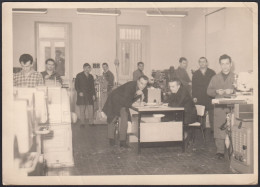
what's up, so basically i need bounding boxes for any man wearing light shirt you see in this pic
[13,54,44,87]
[207,54,235,160]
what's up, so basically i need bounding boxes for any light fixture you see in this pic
[12,8,48,14]
[146,10,188,17]
[77,8,121,16]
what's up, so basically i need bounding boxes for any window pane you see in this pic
[39,24,66,39]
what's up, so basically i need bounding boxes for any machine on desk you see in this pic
[230,103,253,173]
[212,72,254,174]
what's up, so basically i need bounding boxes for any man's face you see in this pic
[169,81,180,93]
[180,60,188,69]
[83,66,91,74]
[220,58,232,74]
[199,58,208,69]
[102,65,108,72]
[137,78,148,90]
[21,60,32,73]
[138,64,144,71]
[55,51,61,58]
[46,61,55,71]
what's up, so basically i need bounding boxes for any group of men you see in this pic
[101,54,235,161]
[13,53,235,160]
[13,54,63,88]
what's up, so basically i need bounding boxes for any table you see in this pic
[130,105,185,154]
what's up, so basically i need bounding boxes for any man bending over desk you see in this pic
[165,78,197,125]
[102,75,148,148]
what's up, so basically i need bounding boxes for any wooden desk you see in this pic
[130,105,185,154]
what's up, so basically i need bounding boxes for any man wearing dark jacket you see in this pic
[75,63,96,126]
[166,78,197,125]
[192,57,216,133]
[102,75,148,147]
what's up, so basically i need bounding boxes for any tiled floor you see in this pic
[47,122,233,176]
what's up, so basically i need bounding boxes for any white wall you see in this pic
[13,8,182,80]
[182,8,253,76]
[182,8,206,78]
[13,9,116,79]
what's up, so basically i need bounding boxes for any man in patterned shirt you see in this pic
[13,54,44,87]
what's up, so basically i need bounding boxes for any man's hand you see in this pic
[216,89,225,95]
[136,90,143,96]
[93,95,96,100]
[188,82,192,86]
[193,98,197,103]
[225,89,233,95]
[79,92,84,97]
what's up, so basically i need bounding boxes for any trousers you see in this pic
[107,107,128,141]
[78,105,93,124]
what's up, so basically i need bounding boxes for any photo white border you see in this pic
[2,2,258,185]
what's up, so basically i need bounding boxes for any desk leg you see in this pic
[182,111,185,152]
[138,113,141,154]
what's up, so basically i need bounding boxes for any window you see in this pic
[36,22,70,78]
[118,25,148,82]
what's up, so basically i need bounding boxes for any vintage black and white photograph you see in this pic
[2,2,258,185]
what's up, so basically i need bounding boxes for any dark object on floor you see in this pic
[109,139,115,146]
[120,141,129,148]
[216,153,224,160]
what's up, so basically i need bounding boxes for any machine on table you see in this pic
[212,71,254,174]
[13,86,74,175]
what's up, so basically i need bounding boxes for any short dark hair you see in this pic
[137,61,144,66]
[168,77,181,85]
[19,54,33,64]
[179,57,187,63]
[102,63,108,67]
[219,54,232,64]
[83,63,91,68]
[45,58,56,65]
[138,75,149,81]
[199,57,208,62]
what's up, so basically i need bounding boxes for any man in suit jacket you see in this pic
[103,75,149,147]
[133,61,145,81]
[192,57,216,134]
[175,57,192,95]
[102,62,114,94]
[75,63,96,126]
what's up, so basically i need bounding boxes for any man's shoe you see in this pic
[119,141,129,148]
[216,153,224,160]
[109,139,115,146]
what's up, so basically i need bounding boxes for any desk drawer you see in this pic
[140,122,183,142]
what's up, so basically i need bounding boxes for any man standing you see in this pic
[75,63,96,126]
[207,54,235,160]
[133,62,145,81]
[55,50,65,76]
[13,54,44,87]
[41,58,62,85]
[192,57,216,134]
[102,63,114,94]
[175,57,192,94]
[102,75,148,148]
